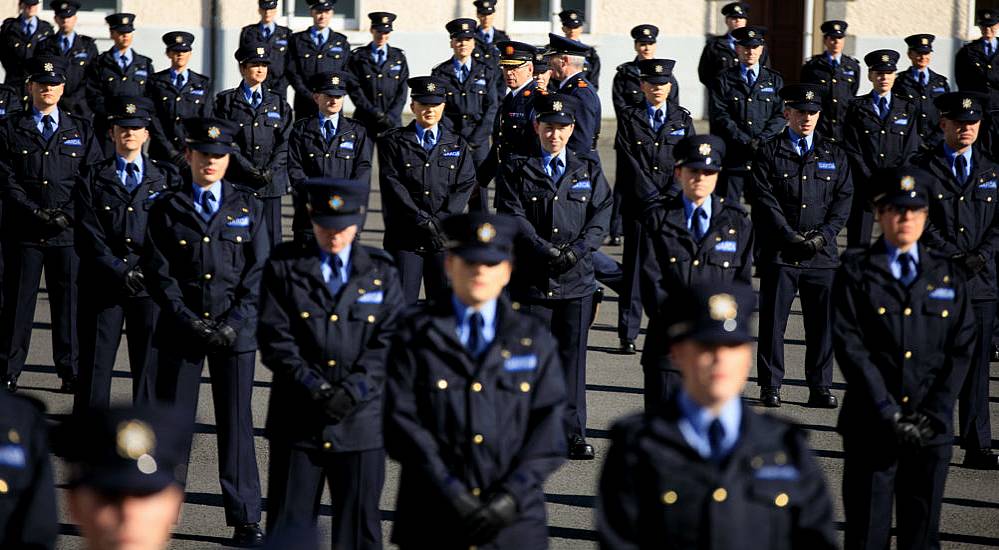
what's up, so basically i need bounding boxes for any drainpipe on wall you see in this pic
[209,0,220,94]
[803,0,814,63]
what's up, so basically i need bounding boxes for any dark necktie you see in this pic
[316,32,325,48]
[124,163,139,193]
[746,70,755,88]
[653,109,665,132]
[878,96,889,119]
[549,157,563,180]
[459,65,469,83]
[831,58,839,69]
[919,71,927,87]
[324,119,335,144]
[262,26,271,40]
[376,49,385,66]
[693,206,708,240]
[200,189,215,220]
[22,20,30,36]
[120,55,128,71]
[988,42,994,57]
[327,255,344,296]
[41,114,55,141]
[423,130,435,151]
[798,137,808,157]
[708,418,725,461]
[898,252,915,285]
[467,311,483,357]
[175,73,185,90]
[955,154,969,187]
[61,36,70,53]
[251,90,261,108]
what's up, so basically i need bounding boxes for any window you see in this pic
[294,0,355,19]
[508,0,591,34]
[78,0,117,11]
[514,0,550,21]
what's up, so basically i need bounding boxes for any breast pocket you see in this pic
[335,134,357,159]
[220,225,252,265]
[973,181,998,205]
[744,480,795,550]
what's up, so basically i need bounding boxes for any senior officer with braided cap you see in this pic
[548,34,602,163]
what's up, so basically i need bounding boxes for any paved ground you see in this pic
[17,126,998,548]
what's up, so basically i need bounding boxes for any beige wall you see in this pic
[833,0,971,39]
[594,0,709,35]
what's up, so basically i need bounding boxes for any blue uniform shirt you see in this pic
[871,91,892,117]
[885,241,920,282]
[787,128,814,155]
[112,48,132,68]
[32,107,60,134]
[682,195,712,236]
[414,123,440,148]
[193,181,223,218]
[310,26,330,46]
[452,294,497,357]
[541,147,568,180]
[740,63,759,85]
[452,57,472,81]
[241,82,263,106]
[319,111,340,141]
[677,391,742,460]
[319,243,352,286]
[943,143,973,182]
[115,154,145,188]
[646,101,668,130]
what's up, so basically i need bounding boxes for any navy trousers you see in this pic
[391,249,448,305]
[960,301,995,451]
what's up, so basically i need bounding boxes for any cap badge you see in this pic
[833,23,841,31]
[381,16,389,23]
[963,97,973,109]
[987,12,993,18]
[552,100,563,111]
[121,16,129,25]
[60,2,67,9]
[43,62,54,72]
[900,175,915,191]
[921,37,929,45]
[805,90,815,100]
[505,45,514,55]
[207,126,221,140]
[747,30,756,38]
[535,53,544,62]
[881,54,890,63]
[331,75,340,85]
[708,293,739,333]
[734,5,743,14]
[642,28,651,36]
[569,12,578,20]
[699,143,712,156]
[461,22,469,30]
[426,82,437,92]
[329,195,344,210]
[125,103,136,114]
[655,65,664,73]
[116,420,155,460]
[256,47,265,55]
[175,35,184,43]
[477,223,496,243]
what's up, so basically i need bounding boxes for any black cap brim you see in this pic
[72,467,177,496]
[943,111,983,122]
[112,117,150,128]
[784,100,822,111]
[634,37,657,44]
[736,40,765,48]
[537,112,574,124]
[411,94,446,104]
[167,45,193,52]
[450,245,510,264]
[909,46,933,53]
[110,25,135,33]
[823,31,846,38]
[450,31,476,39]
[678,160,722,172]
[640,75,671,85]
[312,87,347,96]
[876,194,928,208]
[31,74,66,84]
[187,142,234,154]
[240,58,272,65]
[683,328,752,345]
[312,213,363,231]
[371,25,392,32]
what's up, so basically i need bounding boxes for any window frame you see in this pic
[286,0,358,31]
[505,0,594,36]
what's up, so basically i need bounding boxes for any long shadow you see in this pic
[942,496,999,510]
[586,383,643,395]
[548,526,599,541]
[546,493,596,508]
[22,364,275,390]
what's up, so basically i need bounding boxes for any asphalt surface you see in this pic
[19,123,999,548]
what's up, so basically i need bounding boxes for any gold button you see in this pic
[471,382,483,392]
[7,430,19,444]
[127,206,134,212]
[203,273,212,280]
[300,311,310,319]
[774,493,789,507]
[322,441,332,450]
[327,359,336,367]
[367,315,376,323]
[520,338,533,346]
[941,310,949,318]
[329,314,339,322]
[662,490,678,505]
[501,350,511,358]
[358,288,366,294]
[902,395,909,403]
[0,479,7,494]
[751,456,764,469]
[437,379,448,390]
[471,487,481,497]
[774,452,787,465]
[723,261,730,268]
[693,260,700,266]
[712,488,727,502]
[203,312,211,318]
[179,239,188,246]
[203,236,210,243]
[373,279,382,286]
[670,257,677,263]
[878,307,886,315]
[904,351,913,359]
[236,236,243,243]
[520,382,531,392]
[903,307,912,316]
[473,434,484,444]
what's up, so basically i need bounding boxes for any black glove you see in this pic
[550,246,579,274]
[891,411,925,448]
[801,231,827,254]
[33,208,53,225]
[465,492,518,544]
[954,252,987,275]
[122,267,145,295]
[320,386,356,424]
[449,490,481,521]
[419,218,447,250]
[905,412,936,442]
[749,137,761,151]
[784,232,807,249]
[171,152,190,173]
[186,318,217,345]
[374,111,393,130]
[207,323,237,348]
[257,168,273,186]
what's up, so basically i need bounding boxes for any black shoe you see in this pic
[232,523,265,547]
[3,375,17,393]
[619,339,637,355]
[759,387,781,408]
[806,387,838,409]
[59,376,77,394]
[992,344,999,362]
[568,435,595,460]
[609,235,623,246]
[963,449,999,470]
[590,287,604,328]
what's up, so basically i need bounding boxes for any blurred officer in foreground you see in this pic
[146,31,213,173]
[0,390,56,548]
[55,406,192,550]
[800,20,861,143]
[612,25,679,116]
[913,91,999,469]
[239,0,292,96]
[260,179,404,550]
[74,97,179,412]
[557,9,600,89]
[751,84,853,408]
[955,8,999,108]
[38,0,97,119]
[378,76,476,304]
[288,72,373,244]
[640,135,753,410]
[843,50,921,247]
[496,93,612,460]
[613,58,694,354]
[598,282,838,550]
[144,118,267,546]
[698,1,751,89]
[287,0,349,120]
[548,33,602,162]
[0,0,53,88]
[346,12,409,136]
[432,18,499,211]
[709,26,785,202]
[895,34,950,150]
[0,55,101,393]
[385,212,567,549]
[833,166,975,548]
[215,45,293,248]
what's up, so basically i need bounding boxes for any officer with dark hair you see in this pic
[557,9,600,89]
[472,0,510,65]
[239,0,292,96]
[287,1,350,120]
[833,166,976,548]
[37,0,98,119]
[0,0,54,88]
[697,1,762,89]
[385,212,567,549]
[612,25,679,116]
[956,8,999,108]
[260,178,404,550]
[598,282,838,550]
[801,20,861,143]
[346,12,410,136]
[547,33,602,162]
[895,34,950,150]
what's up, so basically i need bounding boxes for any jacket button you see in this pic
[203,273,212,280]
[373,279,382,286]
[179,239,188,246]
[902,395,909,403]
[662,490,678,505]
[124,237,132,243]
[471,382,483,392]
[692,260,700,266]
[473,434,484,444]
[878,307,886,315]
[774,493,789,507]
[127,206,134,212]
[323,441,332,450]
[519,382,531,393]
[300,311,310,319]
[904,351,913,359]
[437,379,448,390]
[329,314,339,322]
[903,307,912,316]
[327,359,336,367]
[723,261,730,268]
[712,488,727,502]
[0,479,8,494]
[236,236,243,242]
[471,487,481,497]
[941,310,949,318]
[203,312,211,318]
[670,257,677,263]
[367,315,376,323]
[203,236,210,242]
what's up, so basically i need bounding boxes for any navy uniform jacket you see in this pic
[709,66,785,173]
[0,109,102,247]
[800,53,861,143]
[842,95,921,192]
[0,83,23,118]
[0,393,56,549]
[955,38,999,107]
[377,123,476,252]
[259,241,404,453]
[286,28,350,103]
[74,156,180,298]
[914,146,999,302]
[614,103,695,216]
[385,297,566,547]
[36,33,99,119]
[0,17,54,86]
[833,242,975,446]
[495,150,612,300]
[697,35,769,89]
[143,180,269,353]
[85,49,155,125]
[213,87,293,199]
[893,68,950,150]
[472,30,510,97]
[345,44,410,131]
[239,23,292,93]
[556,73,602,157]
[751,131,854,268]
[583,47,601,91]
[431,57,499,151]
[146,69,214,163]
[492,80,540,159]
[597,404,837,550]
[610,59,679,116]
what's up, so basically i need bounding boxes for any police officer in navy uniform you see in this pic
[378,76,476,304]
[37,0,97,119]
[843,50,921,247]
[0,0,53,88]
[912,91,999,470]
[548,34,601,163]
[484,41,539,174]
[472,0,509,95]
[751,83,853,408]
[346,12,410,137]
[557,9,600,90]
[833,166,977,548]
[640,135,754,410]
[698,1,756,89]
[532,49,554,92]
[956,8,999,109]
[288,72,373,245]
[0,55,101,393]
[287,1,350,121]
[0,390,56,548]
[385,212,567,550]
[143,118,266,546]
[215,45,293,249]
[709,26,785,202]
[894,34,950,150]
[495,93,612,460]
[260,178,404,550]
[146,31,213,173]
[800,20,861,144]
[239,0,292,96]
[613,58,695,354]
[597,282,838,550]
[611,25,679,116]
[74,97,179,413]
[433,18,499,212]
[85,13,155,153]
